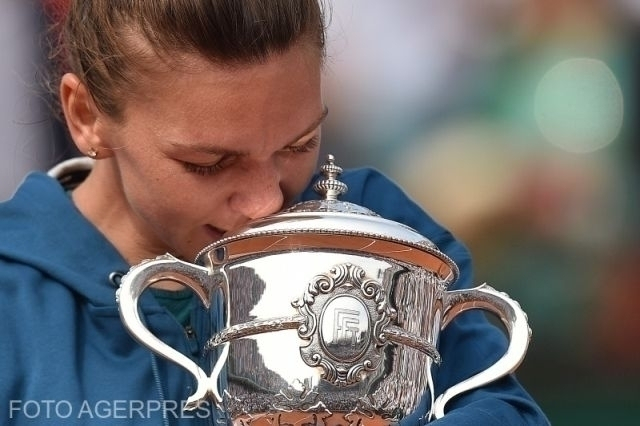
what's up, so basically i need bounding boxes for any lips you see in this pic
[204,224,225,242]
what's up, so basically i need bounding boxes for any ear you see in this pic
[59,73,113,159]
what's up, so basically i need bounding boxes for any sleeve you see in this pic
[339,168,550,425]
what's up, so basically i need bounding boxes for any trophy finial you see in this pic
[313,154,348,200]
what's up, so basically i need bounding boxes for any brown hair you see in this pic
[51,0,327,120]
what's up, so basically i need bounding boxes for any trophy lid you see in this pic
[196,155,459,284]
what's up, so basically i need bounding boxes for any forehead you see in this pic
[123,33,322,98]
[118,44,324,149]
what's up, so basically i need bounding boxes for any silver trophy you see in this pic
[117,155,531,425]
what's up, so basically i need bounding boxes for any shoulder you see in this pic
[0,172,65,210]
[0,172,68,239]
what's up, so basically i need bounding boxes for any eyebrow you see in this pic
[288,105,329,145]
[173,105,329,156]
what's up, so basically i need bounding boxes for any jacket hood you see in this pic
[0,172,130,307]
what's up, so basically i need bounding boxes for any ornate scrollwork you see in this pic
[292,263,397,387]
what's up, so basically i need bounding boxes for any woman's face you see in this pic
[78,44,324,263]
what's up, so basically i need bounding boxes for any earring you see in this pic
[87,147,98,158]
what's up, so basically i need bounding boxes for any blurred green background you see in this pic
[320,1,640,424]
[1,0,638,424]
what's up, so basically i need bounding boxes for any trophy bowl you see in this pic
[117,155,531,425]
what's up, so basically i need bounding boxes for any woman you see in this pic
[0,1,548,424]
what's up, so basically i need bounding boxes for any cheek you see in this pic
[129,184,217,257]
[125,166,212,229]
[149,180,219,221]
[118,146,229,224]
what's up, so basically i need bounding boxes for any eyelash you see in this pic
[182,162,227,176]
[182,136,320,176]
[286,136,320,153]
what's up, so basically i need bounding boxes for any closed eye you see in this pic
[182,155,238,176]
[182,163,223,176]
[284,136,320,153]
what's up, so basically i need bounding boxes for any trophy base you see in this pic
[233,411,393,426]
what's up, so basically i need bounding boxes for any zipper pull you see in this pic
[184,325,200,356]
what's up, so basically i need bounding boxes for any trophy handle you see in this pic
[117,254,225,410]
[431,283,531,419]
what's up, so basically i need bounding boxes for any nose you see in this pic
[228,161,284,220]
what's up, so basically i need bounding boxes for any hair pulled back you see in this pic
[53,0,327,119]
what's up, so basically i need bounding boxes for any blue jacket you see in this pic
[0,166,548,425]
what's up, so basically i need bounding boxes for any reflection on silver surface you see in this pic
[214,254,437,421]
[117,155,532,424]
